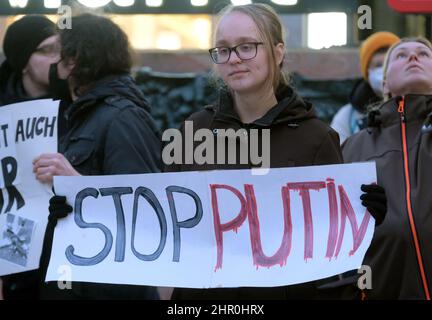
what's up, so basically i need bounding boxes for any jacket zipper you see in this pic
[398,97,431,300]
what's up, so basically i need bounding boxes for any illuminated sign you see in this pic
[387,0,432,13]
[1,0,357,15]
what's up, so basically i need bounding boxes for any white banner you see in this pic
[47,162,376,288]
[0,99,59,276]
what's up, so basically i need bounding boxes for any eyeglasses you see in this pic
[209,42,264,64]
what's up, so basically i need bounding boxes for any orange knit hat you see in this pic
[359,31,400,80]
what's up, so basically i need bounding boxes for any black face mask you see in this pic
[49,62,71,101]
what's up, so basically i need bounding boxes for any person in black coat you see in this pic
[0,15,64,301]
[33,14,162,299]
[167,3,387,300]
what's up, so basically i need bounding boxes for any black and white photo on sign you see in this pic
[0,214,36,267]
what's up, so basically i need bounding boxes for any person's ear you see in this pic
[275,43,285,66]
[65,59,76,73]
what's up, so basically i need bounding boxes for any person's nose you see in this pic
[408,51,419,62]
[228,49,242,64]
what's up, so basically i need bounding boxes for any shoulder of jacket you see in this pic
[176,105,216,131]
[300,117,334,133]
[341,129,370,157]
[185,105,216,122]
[103,96,140,111]
[79,98,139,127]
[96,97,153,121]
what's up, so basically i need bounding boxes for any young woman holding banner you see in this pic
[46,4,386,300]
[166,3,386,299]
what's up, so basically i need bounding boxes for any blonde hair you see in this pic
[213,3,288,91]
[382,37,432,101]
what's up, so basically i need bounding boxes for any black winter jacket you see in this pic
[168,86,343,299]
[59,74,161,175]
[40,74,162,300]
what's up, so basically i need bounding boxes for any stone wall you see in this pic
[135,68,358,132]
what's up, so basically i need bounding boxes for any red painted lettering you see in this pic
[335,185,371,257]
[210,184,247,271]
[325,178,339,260]
[245,184,293,268]
[287,182,326,260]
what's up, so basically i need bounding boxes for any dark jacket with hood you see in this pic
[40,74,162,300]
[343,95,432,299]
[59,74,161,175]
[167,85,343,299]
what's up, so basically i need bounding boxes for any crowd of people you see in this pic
[0,3,431,300]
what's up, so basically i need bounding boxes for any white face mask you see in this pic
[368,66,384,97]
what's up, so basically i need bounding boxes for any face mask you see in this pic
[49,62,71,101]
[368,66,384,97]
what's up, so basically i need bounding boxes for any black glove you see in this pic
[39,196,72,284]
[48,195,73,224]
[360,184,387,226]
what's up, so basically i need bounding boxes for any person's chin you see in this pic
[405,73,430,84]
[227,79,248,91]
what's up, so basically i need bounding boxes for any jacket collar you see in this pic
[212,85,316,128]
[65,74,146,124]
[371,95,432,128]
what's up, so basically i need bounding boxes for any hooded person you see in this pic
[31,14,162,300]
[164,3,386,300]
[331,31,400,144]
[0,15,58,105]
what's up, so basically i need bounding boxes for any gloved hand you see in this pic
[39,195,72,281]
[48,195,72,224]
[360,184,387,226]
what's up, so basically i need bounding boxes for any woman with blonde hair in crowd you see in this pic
[167,3,386,300]
[343,37,432,299]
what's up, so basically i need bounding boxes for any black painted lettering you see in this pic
[166,186,203,262]
[131,187,167,261]
[66,188,113,266]
[100,187,133,262]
